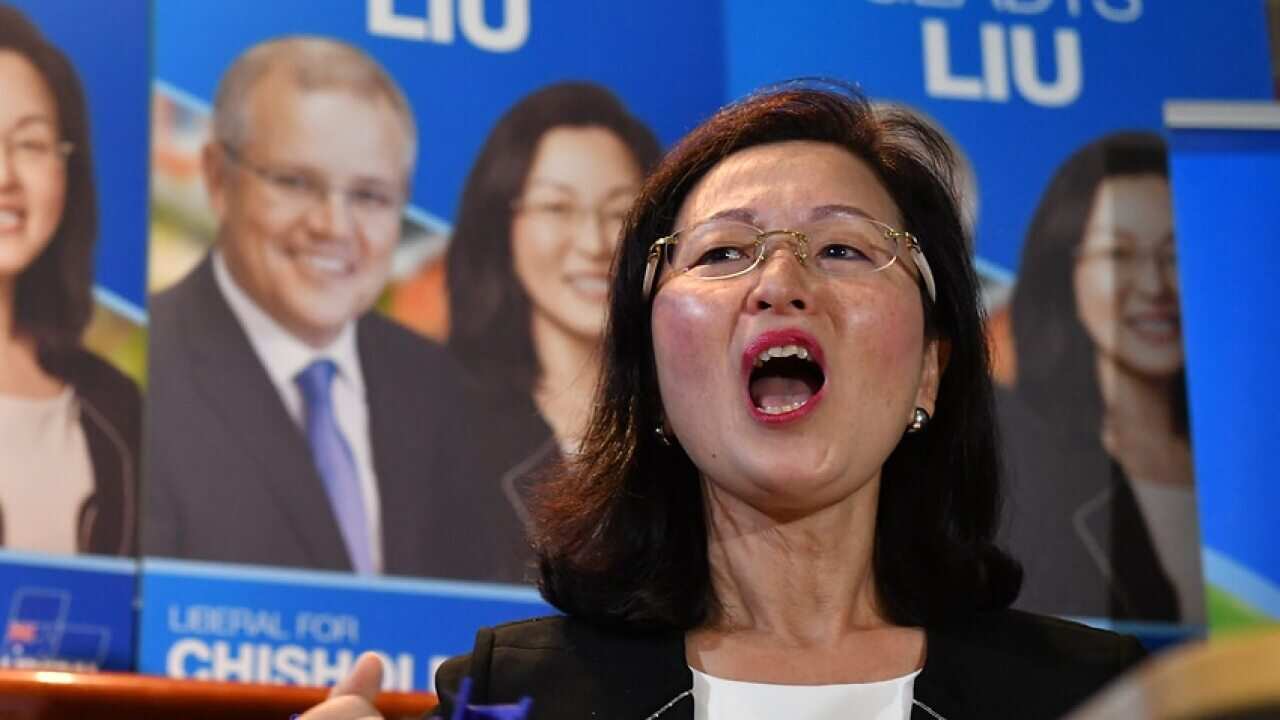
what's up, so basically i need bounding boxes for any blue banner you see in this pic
[138,559,549,691]
[0,551,136,671]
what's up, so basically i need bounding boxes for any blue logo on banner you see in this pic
[0,552,136,671]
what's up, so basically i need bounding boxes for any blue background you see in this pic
[724,1,1273,274]
[154,0,727,232]
[1171,125,1280,607]
[7,0,151,313]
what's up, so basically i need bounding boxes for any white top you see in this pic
[1129,478,1206,622]
[213,252,383,573]
[0,387,94,554]
[690,667,921,720]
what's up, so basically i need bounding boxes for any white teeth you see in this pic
[752,344,813,368]
[760,400,806,415]
[301,254,349,275]
[570,276,609,294]
[1131,318,1177,335]
[0,209,20,230]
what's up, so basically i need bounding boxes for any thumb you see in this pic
[329,651,385,702]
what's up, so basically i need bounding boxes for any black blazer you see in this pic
[67,349,142,556]
[142,255,502,579]
[435,611,1145,720]
[996,387,1179,621]
[442,383,560,584]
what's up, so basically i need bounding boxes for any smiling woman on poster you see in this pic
[0,5,140,557]
[998,132,1202,623]
[442,82,660,578]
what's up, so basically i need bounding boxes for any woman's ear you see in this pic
[915,337,950,416]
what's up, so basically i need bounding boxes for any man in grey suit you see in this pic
[144,37,507,579]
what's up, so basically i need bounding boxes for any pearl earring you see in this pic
[906,407,930,434]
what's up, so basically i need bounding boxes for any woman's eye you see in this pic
[15,139,54,154]
[817,243,870,262]
[542,202,576,217]
[694,245,747,266]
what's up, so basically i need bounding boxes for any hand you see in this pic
[298,651,385,720]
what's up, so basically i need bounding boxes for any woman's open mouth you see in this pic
[742,330,827,424]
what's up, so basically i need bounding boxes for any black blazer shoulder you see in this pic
[60,348,141,555]
[917,609,1145,718]
[435,610,1145,720]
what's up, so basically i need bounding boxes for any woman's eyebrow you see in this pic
[808,204,875,222]
[4,115,58,133]
[522,178,578,195]
[602,183,641,200]
[699,207,757,225]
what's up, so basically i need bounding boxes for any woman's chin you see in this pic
[705,465,871,518]
[1111,348,1184,380]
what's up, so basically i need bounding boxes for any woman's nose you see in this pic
[1132,253,1174,297]
[571,209,612,259]
[746,245,813,313]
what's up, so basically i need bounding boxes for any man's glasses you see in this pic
[642,213,936,303]
[220,142,404,224]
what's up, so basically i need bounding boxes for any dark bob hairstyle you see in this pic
[446,82,662,393]
[0,6,97,378]
[1010,132,1185,437]
[533,81,1022,631]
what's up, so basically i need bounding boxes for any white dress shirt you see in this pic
[691,667,920,720]
[213,252,383,573]
[0,387,94,554]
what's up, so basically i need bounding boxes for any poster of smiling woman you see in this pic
[0,0,148,672]
[722,0,1271,636]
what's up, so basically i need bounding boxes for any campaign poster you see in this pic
[0,0,148,670]
[140,0,724,688]
[724,0,1273,639]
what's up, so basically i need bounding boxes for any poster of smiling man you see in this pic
[142,1,724,585]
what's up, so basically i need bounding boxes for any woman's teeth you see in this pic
[568,275,609,295]
[753,344,810,368]
[0,209,22,232]
[760,398,807,415]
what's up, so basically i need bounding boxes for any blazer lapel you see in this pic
[178,256,352,570]
[635,633,693,720]
[911,625,971,720]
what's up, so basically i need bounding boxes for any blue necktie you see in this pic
[295,359,373,574]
